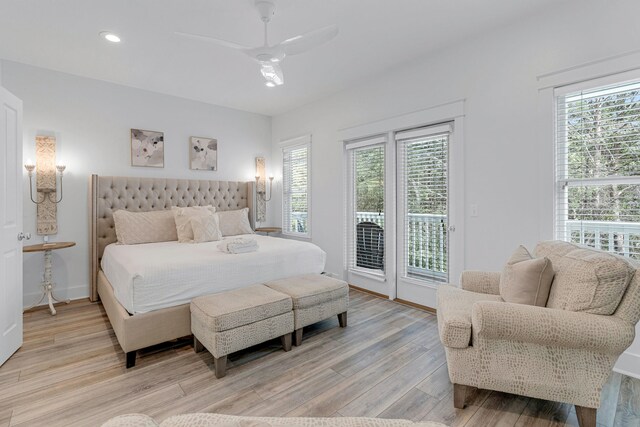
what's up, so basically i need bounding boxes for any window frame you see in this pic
[553,72,640,254]
[281,135,312,239]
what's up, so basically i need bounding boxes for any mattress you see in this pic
[101,235,326,314]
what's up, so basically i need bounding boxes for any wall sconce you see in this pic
[255,156,273,223]
[255,174,274,202]
[24,160,66,204]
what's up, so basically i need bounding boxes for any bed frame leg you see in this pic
[126,351,136,369]
[338,311,347,327]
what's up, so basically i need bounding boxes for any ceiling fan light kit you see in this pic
[176,0,338,88]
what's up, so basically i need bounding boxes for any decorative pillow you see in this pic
[543,246,634,315]
[190,213,222,243]
[172,206,216,243]
[217,207,254,236]
[112,209,177,245]
[500,245,555,307]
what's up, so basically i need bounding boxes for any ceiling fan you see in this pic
[176,1,338,87]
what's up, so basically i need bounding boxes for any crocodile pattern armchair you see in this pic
[437,241,640,427]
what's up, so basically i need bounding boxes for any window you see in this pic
[556,78,640,259]
[282,136,311,237]
[346,137,385,275]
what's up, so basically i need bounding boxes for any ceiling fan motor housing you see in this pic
[255,1,276,23]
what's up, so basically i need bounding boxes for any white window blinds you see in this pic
[346,137,385,274]
[397,123,451,283]
[556,78,640,259]
[282,140,311,236]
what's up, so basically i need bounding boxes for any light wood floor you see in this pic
[1,290,638,427]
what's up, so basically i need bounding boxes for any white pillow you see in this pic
[172,206,216,243]
[217,207,254,236]
[190,213,222,243]
[113,209,177,245]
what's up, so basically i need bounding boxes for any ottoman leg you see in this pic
[338,311,348,328]
[193,336,205,353]
[293,328,303,346]
[281,333,292,351]
[214,356,227,379]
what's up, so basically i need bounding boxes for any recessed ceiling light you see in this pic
[100,32,121,43]
[265,81,276,88]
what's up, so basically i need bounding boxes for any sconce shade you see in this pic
[35,136,59,235]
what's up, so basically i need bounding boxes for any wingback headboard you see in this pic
[89,174,254,301]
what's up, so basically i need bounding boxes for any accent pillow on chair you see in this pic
[500,245,555,306]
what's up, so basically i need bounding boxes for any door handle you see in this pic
[17,232,31,241]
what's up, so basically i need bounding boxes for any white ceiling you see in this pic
[0,0,561,116]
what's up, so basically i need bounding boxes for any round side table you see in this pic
[255,227,282,236]
[23,241,76,315]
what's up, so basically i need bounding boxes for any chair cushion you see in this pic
[437,284,503,348]
[500,245,555,307]
[265,274,349,309]
[535,241,634,315]
[190,285,292,332]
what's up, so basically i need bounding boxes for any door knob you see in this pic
[17,232,31,241]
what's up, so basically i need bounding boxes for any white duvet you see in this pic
[101,235,326,314]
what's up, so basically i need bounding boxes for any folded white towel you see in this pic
[217,237,258,254]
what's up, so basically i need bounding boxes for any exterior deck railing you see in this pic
[563,220,640,259]
[289,213,640,276]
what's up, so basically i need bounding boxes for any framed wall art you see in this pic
[131,129,164,167]
[189,136,217,171]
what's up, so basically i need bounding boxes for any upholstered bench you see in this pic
[265,274,349,346]
[190,285,294,378]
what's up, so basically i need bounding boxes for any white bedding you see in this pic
[101,235,326,314]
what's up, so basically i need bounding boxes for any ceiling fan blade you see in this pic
[278,24,338,56]
[260,61,284,86]
[175,31,252,51]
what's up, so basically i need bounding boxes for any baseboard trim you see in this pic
[23,284,89,309]
[613,351,640,380]
[348,284,389,299]
[348,284,437,314]
[23,297,92,313]
[394,298,437,314]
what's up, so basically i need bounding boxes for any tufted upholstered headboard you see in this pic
[89,174,254,301]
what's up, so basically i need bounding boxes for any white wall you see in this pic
[1,60,272,306]
[271,0,640,377]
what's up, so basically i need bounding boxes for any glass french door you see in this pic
[345,137,388,295]
[396,123,452,308]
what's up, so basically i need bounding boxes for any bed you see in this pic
[89,175,326,367]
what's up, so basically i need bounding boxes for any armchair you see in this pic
[437,241,640,427]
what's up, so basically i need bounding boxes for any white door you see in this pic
[345,137,388,295]
[0,86,24,366]
[396,123,459,309]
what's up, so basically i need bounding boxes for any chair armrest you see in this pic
[472,301,635,355]
[460,271,501,295]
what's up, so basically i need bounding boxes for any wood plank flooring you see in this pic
[1,289,639,427]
